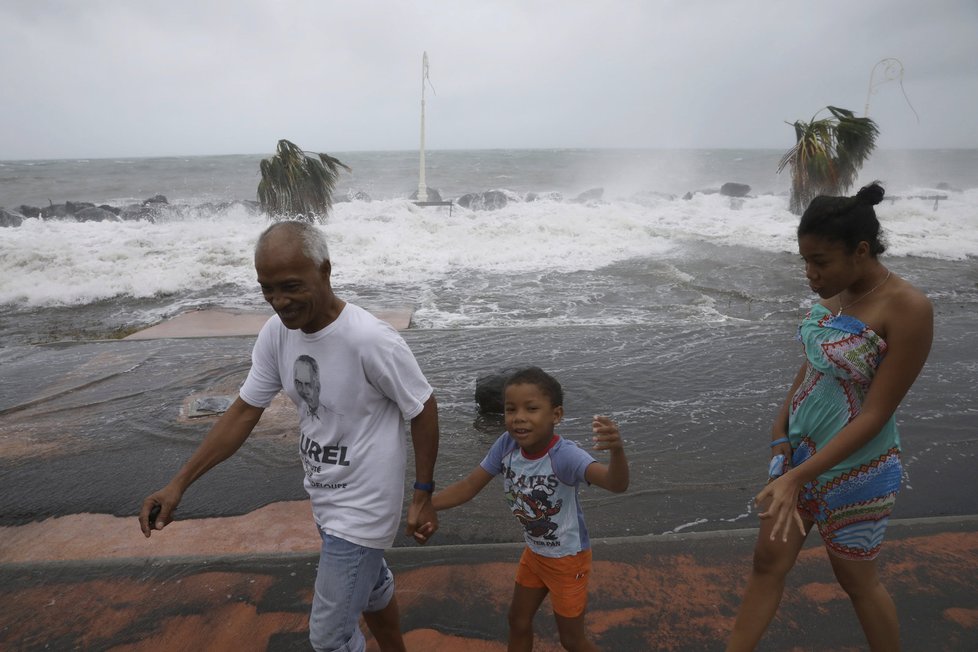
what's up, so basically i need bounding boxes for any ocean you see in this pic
[1,149,976,545]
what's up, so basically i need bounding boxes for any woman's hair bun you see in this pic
[855,181,885,206]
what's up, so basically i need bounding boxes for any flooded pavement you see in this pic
[3,309,977,650]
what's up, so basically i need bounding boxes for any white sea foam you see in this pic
[1,192,975,308]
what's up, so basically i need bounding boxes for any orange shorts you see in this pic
[515,547,592,617]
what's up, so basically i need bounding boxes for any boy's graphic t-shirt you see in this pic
[480,433,596,558]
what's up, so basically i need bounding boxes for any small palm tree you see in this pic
[777,106,879,214]
[258,139,351,222]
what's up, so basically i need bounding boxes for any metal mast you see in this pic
[417,52,429,202]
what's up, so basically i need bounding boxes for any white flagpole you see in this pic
[417,52,429,202]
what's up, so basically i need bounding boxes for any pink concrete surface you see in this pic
[0,501,321,563]
[2,523,976,650]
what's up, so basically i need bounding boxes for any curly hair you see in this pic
[504,367,564,407]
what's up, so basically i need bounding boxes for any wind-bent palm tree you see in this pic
[778,106,879,215]
[258,139,351,222]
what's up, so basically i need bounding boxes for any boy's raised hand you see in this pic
[591,415,623,451]
[586,415,630,492]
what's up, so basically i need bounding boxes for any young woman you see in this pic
[727,182,933,651]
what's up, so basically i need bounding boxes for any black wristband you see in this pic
[413,480,435,492]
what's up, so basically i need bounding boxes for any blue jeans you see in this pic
[308,531,395,652]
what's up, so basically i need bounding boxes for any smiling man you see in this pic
[139,220,440,652]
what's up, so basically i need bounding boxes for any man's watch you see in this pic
[413,481,435,493]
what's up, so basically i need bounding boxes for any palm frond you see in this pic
[778,107,879,214]
[257,139,350,223]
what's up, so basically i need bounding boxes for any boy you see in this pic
[431,367,629,651]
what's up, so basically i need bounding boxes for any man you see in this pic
[139,221,439,652]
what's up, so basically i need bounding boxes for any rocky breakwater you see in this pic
[0,195,260,228]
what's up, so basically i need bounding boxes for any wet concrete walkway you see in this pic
[2,514,976,650]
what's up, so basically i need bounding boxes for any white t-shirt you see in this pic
[480,433,595,558]
[239,303,433,549]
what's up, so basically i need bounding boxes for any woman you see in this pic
[727,182,933,651]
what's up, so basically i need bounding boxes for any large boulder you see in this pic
[142,194,168,205]
[65,201,96,214]
[40,203,70,219]
[474,367,522,414]
[720,182,751,198]
[18,205,41,218]
[456,189,518,211]
[0,207,23,228]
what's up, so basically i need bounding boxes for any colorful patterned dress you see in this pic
[787,303,902,561]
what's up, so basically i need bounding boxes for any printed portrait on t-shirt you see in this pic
[294,354,326,420]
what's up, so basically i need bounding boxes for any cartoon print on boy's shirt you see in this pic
[504,468,564,543]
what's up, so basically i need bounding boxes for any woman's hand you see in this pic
[755,471,805,542]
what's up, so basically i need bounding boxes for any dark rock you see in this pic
[75,206,121,222]
[142,194,168,205]
[65,201,96,214]
[682,191,694,201]
[0,207,24,228]
[98,204,122,215]
[18,205,41,218]
[481,189,510,210]
[474,367,522,414]
[455,193,478,209]
[573,188,604,203]
[456,189,519,211]
[40,203,70,219]
[720,182,751,197]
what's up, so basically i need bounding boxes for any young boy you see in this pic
[431,366,629,651]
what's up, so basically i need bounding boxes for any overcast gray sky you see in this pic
[2,0,976,160]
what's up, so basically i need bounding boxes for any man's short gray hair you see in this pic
[257,221,330,265]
